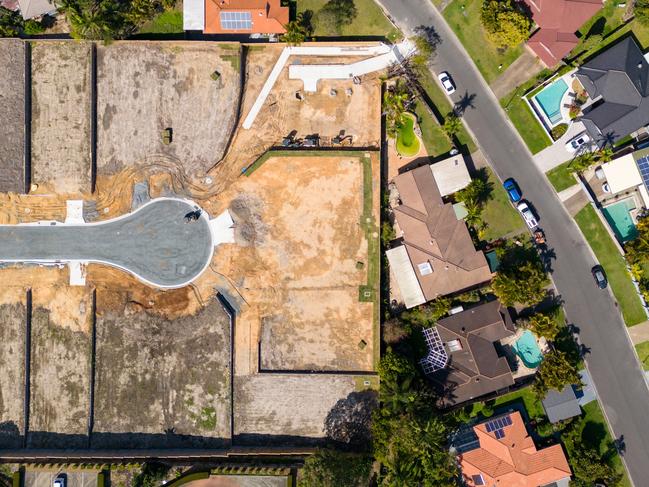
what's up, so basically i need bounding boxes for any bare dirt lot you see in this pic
[97,42,240,176]
[0,288,27,448]
[31,41,91,194]
[0,39,25,194]
[92,291,232,448]
[27,285,92,448]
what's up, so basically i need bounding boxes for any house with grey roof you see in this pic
[577,36,649,144]
[420,300,516,407]
[542,386,582,423]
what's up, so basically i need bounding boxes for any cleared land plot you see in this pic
[31,42,91,194]
[234,374,358,440]
[215,155,376,371]
[27,286,92,448]
[186,477,288,487]
[97,42,240,175]
[0,39,25,194]
[93,292,232,448]
[0,292,27,448]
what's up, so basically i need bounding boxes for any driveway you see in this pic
[25,470,98,487]
[0,198,213,288]
[376,0,649,483]
[533,121,593,172]
[491,49,545,100]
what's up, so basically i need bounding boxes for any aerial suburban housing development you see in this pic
[2,0,649,485]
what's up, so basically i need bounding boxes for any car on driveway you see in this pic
[503,178,522,203]
[516,201,538,229]
[592,265,608,289]
[565,132,591,153]
[53,475,66,487]
[438,71,456,94]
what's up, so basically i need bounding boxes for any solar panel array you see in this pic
[485,415,512,439]
[637,155,649,191]
[220,11,252,30]
[419,327,448,375]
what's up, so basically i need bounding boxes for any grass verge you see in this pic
[574,205,646,326]
[500,86,552,154]
[481,167,525,241]
[635,341,649,371]
[413,104,452,157]
[442,0,524,83]
[546,160,577,193]
[296,0,401,40]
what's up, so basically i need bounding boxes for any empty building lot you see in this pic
[93,292,232,448]
[31,42,91,194]
[27,286,92,448]
[97,42,240,176]
[0,39,25,194]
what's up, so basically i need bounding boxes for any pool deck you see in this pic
[500,329,548,379]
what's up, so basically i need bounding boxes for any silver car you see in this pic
[516,201,538,229]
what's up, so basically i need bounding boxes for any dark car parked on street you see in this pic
[592,265,608,289]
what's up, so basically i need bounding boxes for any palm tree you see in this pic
[282,19,308,46]
[569,151,596,173]
[384,81,411,138]
[443,113,462,137]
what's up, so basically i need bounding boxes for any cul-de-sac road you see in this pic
[0,198,213,288]
[378,0,649,483]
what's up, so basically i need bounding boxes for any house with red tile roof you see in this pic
[457,411,571,487]
[183,0,288,34]
[522,0,602,67]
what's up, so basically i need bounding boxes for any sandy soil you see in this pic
[186,476,288,487]
[97,42,240,177]
[93,292,232,447]
[27,286,92,448]
[0,39,25,194]
[31,41,92,194]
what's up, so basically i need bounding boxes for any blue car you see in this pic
[503,178,522,203]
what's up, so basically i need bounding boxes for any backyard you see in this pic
[481,167,525,241]
[296,0,400,40]
[137,7,183,35]
[443,0,524,83]
[575,205,646,326]
[546,160,577,193]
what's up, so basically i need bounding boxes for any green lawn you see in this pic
[481,168,525,241]
[416,68,477,153]
[545,160,577,193]
[414,104,453,157]
[296,0,401,40]
[138,8,183,34]
[574,205,646,326]
[467,386,545,419]
[500,86,552,154]
[443,0,524,83]
[635,341,649,371]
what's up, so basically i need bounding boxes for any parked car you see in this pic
[438,71,456,94]
[592,265,608,289]
[565,132,591,153]
[516,201,538,229]
[53,475,66,487]
[503,178,522,203]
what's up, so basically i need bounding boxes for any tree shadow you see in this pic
[585,16,607,38]
[454,91,477,115]
[581,420,606,450]
[324,390,378,450]
[414,25,442,51]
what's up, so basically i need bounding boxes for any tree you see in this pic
[298,449,372,487]
[383,81,412,138]
[569,151,596,173]
[480,0,531,48]
[526,312,562,340]
[636,0,649,27]
[442,113,462,137]
[533,350,582,398]
[314,0,357,35]
[492,261,549,306]
[410,32,437,67]
[282,18,308,45]
[132,462,170,487]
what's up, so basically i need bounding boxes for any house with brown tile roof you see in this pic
[196,0,288,34]
[421,300,516,407]
[386,161,492,309]
[522,0,602,67]
[458,411,571,487]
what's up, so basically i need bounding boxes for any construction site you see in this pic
[0,38,386,454]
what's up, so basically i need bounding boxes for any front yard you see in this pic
[634,340,649,370]
[574,205,646,326]
[481,168,525,241]
[443,0,524,83]
[414,104,453,157]
[546,160,577,193]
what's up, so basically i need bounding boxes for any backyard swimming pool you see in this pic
[602,198,638,243]
[396,113,420,157]
[513,330,543,368]
[533,79,568,125]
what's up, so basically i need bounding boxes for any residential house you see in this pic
[542,386,582,423]
[522,0,602,67]
[457,411,572,487]
[420,300,516,407]
[577,36,649,144]
[386,156,492,309]
[183,0,289,34]
[17,0,55,19]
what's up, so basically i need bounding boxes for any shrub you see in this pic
[551,123,568,140]
[480,0,531,48]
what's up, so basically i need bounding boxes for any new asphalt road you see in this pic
[0,198,213,288]
[377,0,649,482]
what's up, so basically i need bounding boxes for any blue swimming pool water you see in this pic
[513,330,543,368]
[602,198,638,243]
[534,79,568,125]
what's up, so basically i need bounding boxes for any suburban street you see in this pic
[377,0,649,483]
